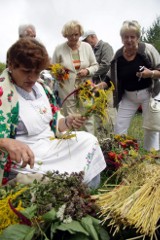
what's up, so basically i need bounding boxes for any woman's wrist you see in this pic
[64,117,70,129]
[150,70,155,79]
[86,69,89,76]
[58,117,70,132]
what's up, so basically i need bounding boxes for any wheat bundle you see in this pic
[96,163,160,238]
[97,184,139,234]
[121,162,160,186]
[122,174,160,237]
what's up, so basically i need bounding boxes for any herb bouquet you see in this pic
[74,80,114,124]
[50,63,69,88]
[99,134,139,170]
[0,171,109,240]
[58,79,115,140]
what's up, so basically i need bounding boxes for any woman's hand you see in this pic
[94,82,107,90]
[67,114,86,129]
[77,69,89,78]
[58,114,86,132]
[136,67,157,79]
[0,138,35,168]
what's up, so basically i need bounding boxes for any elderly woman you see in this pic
[97,20,160,151]
[18,24,36,38]
[0,38,106,187]
[52,20,98,135]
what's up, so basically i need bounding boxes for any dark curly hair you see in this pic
[7,38,50,71]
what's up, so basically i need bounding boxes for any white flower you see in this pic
[56,204,66,221]
[63,215,73,224]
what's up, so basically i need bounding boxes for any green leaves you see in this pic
[142,16,160,53]
[42,208,57,221]
[0,62,5,74]
[0,224,36,240]
[50,215,109,240]
[20,205,37,220]
[0,212,109,240]
[56,220,89,235]
[81,216,99,240]
[81,216,110,240]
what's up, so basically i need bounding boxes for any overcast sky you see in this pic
[0,0,159,63]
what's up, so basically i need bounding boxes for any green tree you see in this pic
[0,62,6,73]
[142,16,160,53]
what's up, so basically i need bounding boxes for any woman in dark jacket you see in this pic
[97,20,160,151]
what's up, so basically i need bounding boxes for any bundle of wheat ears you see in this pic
[96,161,160,240]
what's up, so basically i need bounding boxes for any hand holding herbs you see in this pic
[64,114,87,130]
[62,79,115,127]
[58,79,114,139]
[73,79,114,124]
[57,115,87,140]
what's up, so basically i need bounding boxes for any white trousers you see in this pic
[114,89,159,151]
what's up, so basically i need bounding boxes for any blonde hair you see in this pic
[61,20,84,38]
[120,20,141,38]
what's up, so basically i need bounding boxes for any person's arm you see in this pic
[138,43,160,79]
[136,68,160,79]
[94,73,112,89]
[78,43,98,77]
[93,43,114,79]
[0,138,34,168]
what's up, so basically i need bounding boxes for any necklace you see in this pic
[67,41,80,50]
[123,47,137,61]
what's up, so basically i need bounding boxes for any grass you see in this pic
[128,112,144,149]
[97,112,144,147]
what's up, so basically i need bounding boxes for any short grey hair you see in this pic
[120,20,141,38]
[18,24,36,38]
[61,20,84,38]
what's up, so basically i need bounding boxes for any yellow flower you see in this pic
[76,80,114,125]
[0,187,28,232]
[50,64,69,82]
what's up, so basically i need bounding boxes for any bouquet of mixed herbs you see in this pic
[0,171,109,240]
[50,64,69,88]
[99,134,139,170]
[58,79,115,140]
[75,80,114,124]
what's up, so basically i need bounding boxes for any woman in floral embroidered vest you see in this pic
[0,38,106,188]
